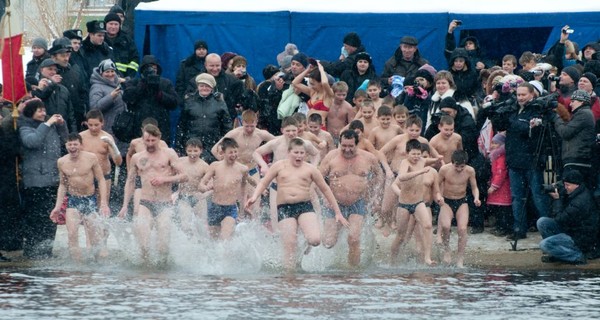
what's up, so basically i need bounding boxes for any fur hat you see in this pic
[48,37,72,55]
[571,89,591,104]
[98,59,116,73]
[195,73,216,88]
[355,52,372,65]
[104,13,121,25]
[86,20,107,34]
[563,170,583,185]
[562,66,581,84]
[194,40,208,51]
[581,72,598,88]
[32,37,48,50]
[343,32,361,48]
[262,64,279,80]
[292,52,308,68]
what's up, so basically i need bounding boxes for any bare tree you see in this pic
[23,0,87,41]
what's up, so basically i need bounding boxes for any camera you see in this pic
[531,92,559,111]
[548,75,561,82]
[308,58,318,67]
[542,180,564,193]
[455,20,462,26]
[562,28,574,34]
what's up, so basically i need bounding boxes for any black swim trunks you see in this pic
[397,201,423,214]
[444,197,468,214]
[139,199,171,218]
[207,202,238,226]
[67,194,97,215]
[277,201,314,222]
[324,199,367,219]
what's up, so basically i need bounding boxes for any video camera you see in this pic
[542,180,565,194]
[143,68,161,86]
[530,92,559,113]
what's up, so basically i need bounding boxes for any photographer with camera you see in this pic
[498,83,551,240]
[122,55,179,144]
[537,170,598,265]
[548,90,596,188]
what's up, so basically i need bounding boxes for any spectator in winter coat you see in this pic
[175,40,208,101]
[340,51,377,104]
[79,20,114,81]
[103,13,139,80]
[25,37,51,89]
[31,59,76,132]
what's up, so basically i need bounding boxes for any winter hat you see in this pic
[581,72,598,88]
[415,69,434,85]
[262,64,279,80]
[292,52,309,68]
[48,37,72,55]
[355,52,372,65]
[63,29,83,41]
[492,132,506,145]
[343,32,361,48]
[195,73,217,88]
[529,80,545,96]
[32,37,48,50]
[109,4,125,17]
[194,40,208,51]
[86,20,107,34]
[439,96,459,111]
[104,13,121,25]
[39,58,58,69]
[220,52,237,69]
[418,64,437,77]
[563,170,583,185]
[400,36,418,46]
[571,89,591,104]
[98,59,116,73]
[562,66,581,84]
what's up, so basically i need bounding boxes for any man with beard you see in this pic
[319,129,383,266]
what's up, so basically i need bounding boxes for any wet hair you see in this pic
[377,105,392,117]
[361,99,375,110]
[86,109,104,122]
[291,112,307,124]
[332,81,348,93]
[393,105,409,116]
[340,129,359,144]
[241,109,257,123]
[22,99,45,118]
[186,137,203,149]
[518,82,535,93]
[67,132,82,143]
[451,149,468,165]
[382,95,395,106]
[308,113,322,124]
[143,124,161,138]
[288,137,306,151]
[348,119,364,132]
[406,139,422,153]
[406,114,423,128]
[142,117,158,127]
[439,115,454,126]
[434,70,456,89]
[367,79,381,89]
[420,142,431,154]
[281,116,299,128]
[220,137,238,151]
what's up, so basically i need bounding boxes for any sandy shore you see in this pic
[1,225,598,271]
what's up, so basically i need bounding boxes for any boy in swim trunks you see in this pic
[319,129,383,266]
[246,138,349,272]
[390,139,441,266]
[118,124,187,264]
[438,150,481,268]
[326,81,355,146]
[175,138,210,237]
[50,133,109,262]
[429,115,463,165]
[201,138,254,240]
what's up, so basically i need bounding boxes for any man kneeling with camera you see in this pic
[538,170,599,265]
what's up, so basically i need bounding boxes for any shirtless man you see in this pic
[175,138,210,237]
[246,138,349,271]
[369,106,403,150]
[378,115,442,234]
[438,150,481,268]
[50,133,109,262]
[125,118,169,215]
[320,130,383,266]
[347,120,393,179]
[390,139,441,266]
[307,113,335,162]
[429,115,463,164]
[326,81,356,146]
[252,117,320,231]
[80,110,122,201]
[201,138,253,240]
[118,124,187,263]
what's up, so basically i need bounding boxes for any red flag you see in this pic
[2,33,26,104]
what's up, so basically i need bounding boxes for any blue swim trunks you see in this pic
[248,167,259,176]
[324,199,367,219]
[67,194,97,215]
[207,201,238,226]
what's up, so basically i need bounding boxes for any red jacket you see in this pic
[487,151,511,206]
[590,95,600,122]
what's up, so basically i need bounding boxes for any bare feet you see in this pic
[456,257,465,268]
[442,251,452,265]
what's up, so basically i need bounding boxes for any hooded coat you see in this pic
[448,48,479,102]
[324,44,367,79]
[89,67,127,136]
[122,55,179,143]
[339,54,377,103]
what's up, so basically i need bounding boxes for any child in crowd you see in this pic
[429,115,463,164]
[369,105,403,150]
[392,105,409,131]
[326,81,356,146]
[366,80,383,111]
[486,133,512,237]
[354,100,378,138]
[307,113,335,160]
[502,54,517,74]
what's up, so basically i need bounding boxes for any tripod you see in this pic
[510,113,560,251]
